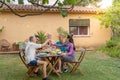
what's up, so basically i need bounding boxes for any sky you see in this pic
[98,0,113,9]
[12,0,113,9]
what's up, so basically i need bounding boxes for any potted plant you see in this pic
[36,31,46,44]
[57,27,68,37]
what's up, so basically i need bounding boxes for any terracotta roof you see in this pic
[2,4,103,13]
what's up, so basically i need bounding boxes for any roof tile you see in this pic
[2,4,103,13]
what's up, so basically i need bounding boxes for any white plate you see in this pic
[37,53,47,56]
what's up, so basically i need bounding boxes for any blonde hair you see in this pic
[46,33,52,39]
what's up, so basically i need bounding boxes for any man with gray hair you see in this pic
[25,36,51,80]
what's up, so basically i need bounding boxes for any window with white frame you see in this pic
[69,19,90,36]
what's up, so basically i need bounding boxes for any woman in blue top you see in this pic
[56,34,67,52]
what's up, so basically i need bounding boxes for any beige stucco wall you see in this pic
[0,11,111,49]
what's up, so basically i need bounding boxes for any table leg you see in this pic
[44,57,61,77]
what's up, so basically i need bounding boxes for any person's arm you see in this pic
[54,43,62,47]
[41,39,50,47]
[32,40,49,49]
[54,42,67,47]
[66,43,74,56]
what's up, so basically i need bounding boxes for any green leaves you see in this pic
[58,1,68,17]
[6,0,16,3]
[18,0,24,4]
[57,27,68,37]
[106,5,120,27]
[64,0,76,5]
[6,0,11,3]
[58,2,63,7]
[99,1,120,36]
[36,31,46,44]
[42,0,49,4]
[64,0,101,6]
[59,9,68,17]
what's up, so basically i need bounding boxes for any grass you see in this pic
[0,51,120,80]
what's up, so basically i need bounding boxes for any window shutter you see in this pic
[69,19,90,26]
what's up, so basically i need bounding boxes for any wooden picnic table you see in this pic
[37,53,62,77]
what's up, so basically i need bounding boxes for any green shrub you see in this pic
[57,27,68,37]
[97,35,120,58]
[107,48,120,57]
[116,42,120,49]
[106,40,116,48]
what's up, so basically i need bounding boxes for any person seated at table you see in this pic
[55,34,76,72]
[35,35,40,42]
[56,34,66,53]
[46,33,55,46]
[24,35,41,52]
[42,33,56,51]
[24,35,39,43]
[25,36,51,80]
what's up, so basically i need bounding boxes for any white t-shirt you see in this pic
[25,42,41,64]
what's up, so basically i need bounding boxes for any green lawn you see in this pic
[0,51,120,80]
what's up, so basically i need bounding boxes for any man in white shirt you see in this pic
[25,36,51,80]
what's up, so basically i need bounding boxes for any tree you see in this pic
[99,0,120,36]
[0,0,100,17]
[0,0,76,17]
[63,0,102,7]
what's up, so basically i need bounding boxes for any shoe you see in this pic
[63,66,68,72]
[63,68,68,72]
[64,66,68,69]
[34,71,40,76]
[42,77,51,80]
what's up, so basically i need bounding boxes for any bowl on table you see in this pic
[57,52,62,55]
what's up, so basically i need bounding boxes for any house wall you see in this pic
[0,12,111,49]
